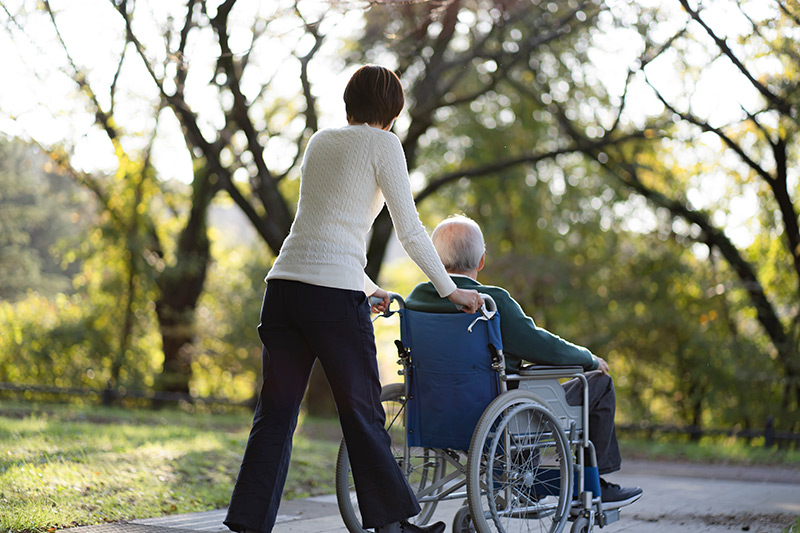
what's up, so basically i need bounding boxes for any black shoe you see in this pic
[375,520,446,533]
[599,477,643,509]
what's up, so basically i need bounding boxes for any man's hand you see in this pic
[596,357,609,374]
[369,288,391,314]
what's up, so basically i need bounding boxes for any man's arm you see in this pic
[487,286,599,371]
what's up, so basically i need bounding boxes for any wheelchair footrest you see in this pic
[599,508,620,527]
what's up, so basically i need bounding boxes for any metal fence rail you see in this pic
[618,419,800,448]
[0,381,253,409]
[2,381,798,448]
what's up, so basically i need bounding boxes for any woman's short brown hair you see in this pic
[343,65,404,128]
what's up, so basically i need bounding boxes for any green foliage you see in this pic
[0,291,162,391]
[0,139,272,400]
[1,0,797,438]
[0,402,340,532]
[619,435,800,467]
[0,139,90,300]
[418,109,787,430]
[191,224,273,402]
[395,0,799,433]
[0,139,168,392]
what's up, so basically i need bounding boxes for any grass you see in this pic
[619,434,800,467]
[0,401,341,532]
[2,401,799,533]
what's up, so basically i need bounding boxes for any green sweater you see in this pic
[405,275,598,373]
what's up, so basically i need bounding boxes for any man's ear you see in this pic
[478,253,485,272]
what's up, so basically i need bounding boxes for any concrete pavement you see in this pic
[62,460,800,533]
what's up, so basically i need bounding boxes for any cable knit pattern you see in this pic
[267,124,457,298]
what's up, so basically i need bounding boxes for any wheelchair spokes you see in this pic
[468,391,572,533]
[335,383,444,532]
[334,302,628,533]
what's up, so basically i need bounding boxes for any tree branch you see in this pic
[612,157,793,370]
[44,0,120,142]
[175,0,198,94]
[766,135,800,300]
[211,1,293,236]
[644,73,775,184]
[278,11,325,180]
[679,0,796,121]
[776,0,800,30]
[738,1,800,68]
[109,0,289,252]
[414,132,648,204]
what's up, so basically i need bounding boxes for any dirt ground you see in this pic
[599,459,800,532]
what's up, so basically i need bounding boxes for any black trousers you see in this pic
[563,370,622,474]
[224,280,420,532]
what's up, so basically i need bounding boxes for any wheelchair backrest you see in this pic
[399,307,503,451]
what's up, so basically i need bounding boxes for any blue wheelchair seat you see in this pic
[399,307,503,451]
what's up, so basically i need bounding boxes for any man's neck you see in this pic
[447,270,478,281]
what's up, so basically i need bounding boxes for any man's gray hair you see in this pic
[431,215,485,272]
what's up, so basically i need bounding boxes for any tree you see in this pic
[3,0,646,409]
[0,139,88,300]
[0,140,165,394]
[12,0,789,431]
[2,0,235,394]
[573,0,800,429]
[351,0,652,278]
[398,0,796,433]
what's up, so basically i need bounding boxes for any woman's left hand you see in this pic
[369,288,391,313]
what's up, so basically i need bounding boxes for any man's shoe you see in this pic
[375,520,446,533]
[599,477,643,509]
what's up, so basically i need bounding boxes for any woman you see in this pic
[224,65,482,533]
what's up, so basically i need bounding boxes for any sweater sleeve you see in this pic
[491,287,598,371]
[372,133,457,298]
[364,273,378,295]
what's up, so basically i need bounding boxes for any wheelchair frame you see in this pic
[335,293,622,533]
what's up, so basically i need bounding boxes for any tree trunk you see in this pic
[366,208,394,281]
[155,168,216,394]
[154,243,209,394]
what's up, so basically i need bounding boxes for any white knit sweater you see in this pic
[267,124,457,298]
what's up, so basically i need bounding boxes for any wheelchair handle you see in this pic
[368,291,493,319]
[368,292,405,318]
[459,293,497,317]
[463,293,497,333]
[479,293,497,318]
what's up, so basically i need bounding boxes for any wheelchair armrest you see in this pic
[516,365,584,379]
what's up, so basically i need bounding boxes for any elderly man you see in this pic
[405,215,642,509]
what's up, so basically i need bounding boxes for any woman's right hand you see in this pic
[448,288,483,314]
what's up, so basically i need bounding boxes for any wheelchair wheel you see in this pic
[466,390,573,533]
[453,504,476,533]
[570,515,592,533]
[335,382,443,532]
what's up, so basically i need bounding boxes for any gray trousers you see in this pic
[563,370,622,474]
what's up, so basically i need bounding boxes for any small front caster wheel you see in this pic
[453,505,476,533]
[571,515,592,533]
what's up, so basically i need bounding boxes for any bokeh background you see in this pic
[1,0,798,442]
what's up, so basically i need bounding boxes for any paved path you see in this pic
[62,461,800,533]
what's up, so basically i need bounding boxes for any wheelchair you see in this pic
[335,293,627,533]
